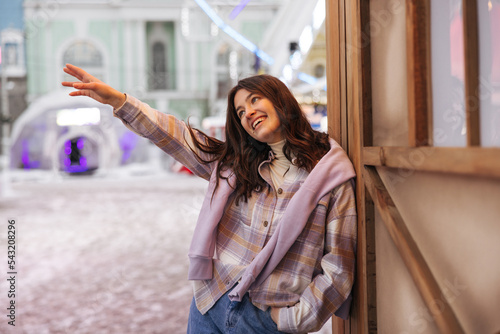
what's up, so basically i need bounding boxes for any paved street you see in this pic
[0,169,331,334]
[1,170,205,334]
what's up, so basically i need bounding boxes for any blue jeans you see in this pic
[187,289,284,334]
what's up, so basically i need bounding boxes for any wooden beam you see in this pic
[358,1,377,331]
[326,0,343,145]
[406,0,432,146]
[462,0,481,146]
[326,0,348,331]
[346,0,367,331]
[332,317,345,334]
[345,0,377,332]
[363,166,466,334]
[339,0,348,150]
[363,146,500,178]
[360,0,372,148]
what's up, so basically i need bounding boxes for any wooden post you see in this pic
[462,0,480,146]
[344,0,377,332]
[406,0,432,146]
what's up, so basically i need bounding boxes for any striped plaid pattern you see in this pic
[114,96,357,333]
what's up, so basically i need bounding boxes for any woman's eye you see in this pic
[251,96,259,104]
[238,110,245,119]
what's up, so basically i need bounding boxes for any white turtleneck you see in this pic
[268,139,294,189]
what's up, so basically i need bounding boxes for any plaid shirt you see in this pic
[114,96,357,333]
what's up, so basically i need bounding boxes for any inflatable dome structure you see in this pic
[10,89,151,175]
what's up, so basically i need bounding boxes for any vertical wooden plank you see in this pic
[358,1,376,333]
[339,0,348,151]
[332,317,345,334]
[364,187,377,333]
[462,0,480,146]
[360,0,373,148]
[345,0,365,332]
[326,0,342,145]
[406,0,432,146]
[326,1,348,331]
[345,0,377,333]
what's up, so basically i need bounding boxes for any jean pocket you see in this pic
[225,301,242,328]
[264,308,279,331]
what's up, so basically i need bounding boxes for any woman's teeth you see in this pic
[252,117,265,129]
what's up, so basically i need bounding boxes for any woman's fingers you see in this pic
[61,81,78,87]
[73,82,96,90]
[60,81,96,90]
[63,65,84,81]
[71,82,107,99]
[63,63,102,83]
[68,90,86,97]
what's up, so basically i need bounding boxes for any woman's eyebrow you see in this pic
[244,92,253,102]
[235,93,254,113]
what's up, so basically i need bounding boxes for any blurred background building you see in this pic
[0,0,28,169]
[3,0,329,176]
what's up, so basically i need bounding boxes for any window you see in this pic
[216,43,233,99]
[4,43,18,66]
[149,42,168,90]
[62,40,104,80]
[0,28,25,76]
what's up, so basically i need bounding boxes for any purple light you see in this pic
[229,0,251,20]
[79,156,87,168]
[121,151,131,163]
[20,140,40,169]
[77,137,85,150]
[66,165,88,173]
[64,158,71,167]
[65,146,72,155]
[119,131,139,164]
[21,140,30,169]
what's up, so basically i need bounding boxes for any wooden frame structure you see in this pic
[325,0,500,332]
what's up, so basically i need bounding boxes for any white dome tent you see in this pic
[10,89,150,176]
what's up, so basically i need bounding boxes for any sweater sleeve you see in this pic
[113,94,217,181]
[276,180,357,333]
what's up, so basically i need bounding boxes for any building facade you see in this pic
[14,0,282,173]
[13,0,327,174]
[23,0,282,118]
[1,0,28,156]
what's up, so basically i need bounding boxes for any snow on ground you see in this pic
[0,168,331,334]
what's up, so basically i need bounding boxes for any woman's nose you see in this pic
[246,108,256,118]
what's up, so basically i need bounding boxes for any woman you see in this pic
[62,64,357,334]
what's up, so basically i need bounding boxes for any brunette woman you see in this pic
[62,64,356,334]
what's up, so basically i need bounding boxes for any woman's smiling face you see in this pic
[234,88,284,144]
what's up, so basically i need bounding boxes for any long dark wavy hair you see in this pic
[188,74,330,204]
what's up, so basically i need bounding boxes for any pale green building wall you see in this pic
[25,6,271,119]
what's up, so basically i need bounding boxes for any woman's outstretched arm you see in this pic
[62,63,217,180]
[62,63,126,109]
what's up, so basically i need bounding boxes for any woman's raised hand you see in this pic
[62,64,126,109]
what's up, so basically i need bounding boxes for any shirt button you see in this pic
[225,280,231,285]
[263,221,269,227]
[277,188,283,194]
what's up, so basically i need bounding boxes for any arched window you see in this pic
[62,40,104,80]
